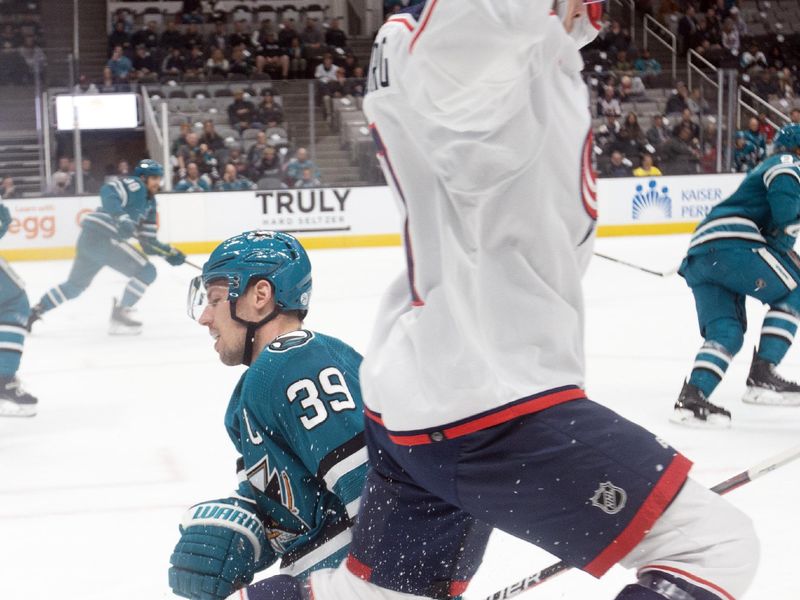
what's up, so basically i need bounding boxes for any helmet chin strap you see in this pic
[229,300,282,366]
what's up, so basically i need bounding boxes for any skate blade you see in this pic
[742,387,800,406]
[108,323,142,336]
[0,399,37,417]
[669,408,731,429]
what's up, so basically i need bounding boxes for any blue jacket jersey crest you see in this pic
[688,153,800,256]
[225,329,367,578]
[81,177,162,249]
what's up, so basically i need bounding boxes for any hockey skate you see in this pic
[742,350,800,406]
[25,303,43,332]
[109,299,142,336]
[670,381,731,428]
[0,377,37,417]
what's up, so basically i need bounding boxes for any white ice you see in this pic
[0,235,797,600]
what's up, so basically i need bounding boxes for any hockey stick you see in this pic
[478,444,800,600]
[593,252,679,278]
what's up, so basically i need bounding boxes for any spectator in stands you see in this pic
[646,114,671,148]
[660,125,701,174]
[740,43,767,72]
[184,23,204,50]
[767,44,786,71]
[132,21,159,51]
[181,0,203,23]
[256,32,289,79]
[229,20,253,50]
[633,152,662,177]
[117,160,130,176]
[620,112,647,147]
[207,21,228,52]
[252,145,283,181]
[18,35,45,82]
[703,8,722,42]
[301,19,325,65]
[295,167,321,189]
[603,20,631,54]
[325,18,348,51]
[596,114,622,151]
[48,171,72,197]
[665,81,689,115]
[689,18,717,53]
[108,20,130,56]
[228,90,259,132]
[132,45,159,82]
[1,177,18,200]
[284,148,319,185]
[229,45,253,77]
[287,38,307,79]
[177,132,204,173]
[757,113,776,144]
[227,146,249,178]
[184,45,206,79]
[753,70,779,101]
[206,47,229,78]
[634,49,661,76]
[720,18,739,57]
[743,116,767,158]
[198,143,221,181]
[603,151,632,178]
[777,68,796,100]
[672,108,700,139]
[316,53,341,118]
[161,21,185,51]
[687,88,709,116]
[172,122,191,155]
[596,85,621,118]
[257,93,283,125]
[618,75,645,101]
[247,131,270,169]
[733,132,758,173]
[74,75,98,94]
[278,20,300,49]
[321,69,349,120]
[108,45,133,82]
[175,162,211,192]
[699,122,718,174]
[728,7,746,36]
[216,163,256,191]
[200,120,225,151]
[678,5,698,55]
[613,50,633,75]
[791,108,800,125]
[80,159,100,194]
[0,24,20,50]
[253,19,276,47]
[162,47,186,78]
[346,66,367,100]
[99,66,117,93]
[341,53,360,77]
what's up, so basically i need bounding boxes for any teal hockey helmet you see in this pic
[774,123,800,153]
[134,158,165,178]
[188,230,312,364]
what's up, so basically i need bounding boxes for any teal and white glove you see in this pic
[169,497,275,600]
[116,215,137,239]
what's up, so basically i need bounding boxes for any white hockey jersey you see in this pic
[360,0,599,432]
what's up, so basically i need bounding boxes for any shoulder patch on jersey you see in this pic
[268,330,315,353]
[123,177,141,191]
[781,154,795,164]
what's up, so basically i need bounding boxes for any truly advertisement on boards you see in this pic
[597,173,745,226]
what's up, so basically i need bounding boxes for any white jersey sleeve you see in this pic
[361,1,597,432]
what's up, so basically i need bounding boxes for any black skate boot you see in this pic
[25,303,44,332]
[109,298,142,336]
[742,350,800,406]
[0,376,38,417]
[670,381,731,428]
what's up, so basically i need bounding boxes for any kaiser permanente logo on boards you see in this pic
[630,178,725,222]
[256,188,351,234]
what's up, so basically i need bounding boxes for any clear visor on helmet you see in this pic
[187,276,230,321]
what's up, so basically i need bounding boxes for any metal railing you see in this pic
[643,14,677,82]
[737,86,791,131]
[141,85,173,191]
[687,49,719,91]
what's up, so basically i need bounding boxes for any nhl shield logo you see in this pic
[590,481,627,515]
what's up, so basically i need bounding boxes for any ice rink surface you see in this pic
[1,234,798,600]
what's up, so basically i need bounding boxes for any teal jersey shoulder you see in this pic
[688,153,800,256]
[224,329,366,578]
[82,177,158,236]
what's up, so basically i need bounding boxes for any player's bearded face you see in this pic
[198,283,247,366]
[145,175,162,195]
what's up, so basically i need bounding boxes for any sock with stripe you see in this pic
[38,285,69,313]
[120,278,149,308]
[688,341,732,398]
[757,306,798,365]
[0,323,25,377]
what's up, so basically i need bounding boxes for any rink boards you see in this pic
[0,173,746,261]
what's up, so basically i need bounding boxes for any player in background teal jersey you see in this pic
[675,123,800,427]
[170,231,367,600]
[26,159,186,335]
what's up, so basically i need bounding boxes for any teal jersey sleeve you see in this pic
[225,330,367,578]
[763,155,800,234]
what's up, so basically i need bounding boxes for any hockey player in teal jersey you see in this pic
[675,123,800,427]
[26,159,186,335]
[0,202,37,416]
[169,230,367,600]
